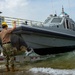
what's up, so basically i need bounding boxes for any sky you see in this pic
[0,0,75,22]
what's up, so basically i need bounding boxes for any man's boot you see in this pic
[6,65,10,72]
[11,65,19,72]
[11,65,15,72]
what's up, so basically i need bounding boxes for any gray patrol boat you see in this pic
[12,7,75,55]
[0,7,75,55]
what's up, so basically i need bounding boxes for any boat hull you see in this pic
[33,46,75,55]
[12,26,75,55]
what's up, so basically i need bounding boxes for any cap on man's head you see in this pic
[2,22,8,27]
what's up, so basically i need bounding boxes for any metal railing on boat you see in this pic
[0,16,43,28]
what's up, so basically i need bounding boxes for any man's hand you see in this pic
[13,21,16,24]
[12,21,16,26]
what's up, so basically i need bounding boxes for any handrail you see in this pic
[0,16,43,28]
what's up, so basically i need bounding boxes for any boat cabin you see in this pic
[43,8,75,31]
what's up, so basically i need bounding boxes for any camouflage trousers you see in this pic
[2,43,17,66]
[2,43,27,66]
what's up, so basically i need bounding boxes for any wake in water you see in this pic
[29,50,75,75]
[29,67,75,75]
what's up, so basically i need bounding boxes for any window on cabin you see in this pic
[66,19,69,29]
[44,17,51,24]
[51,18,62,23]
[63,21,65,28]
[65,19,74,30]
[70,24,74,30]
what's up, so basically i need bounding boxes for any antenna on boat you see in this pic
[59,5,69,17]
[54,11,57,17]
[51,0,54,14]
[68,0,71,15]
[62,5,64,13]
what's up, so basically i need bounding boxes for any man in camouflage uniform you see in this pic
[0,21,16,72]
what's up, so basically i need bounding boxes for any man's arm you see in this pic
[7,21,16,33]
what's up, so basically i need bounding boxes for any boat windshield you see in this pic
[44,17,51,24]
[51,18,62,23]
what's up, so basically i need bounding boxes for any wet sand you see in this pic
[0,62,46,75]
[0,51,75,75]
[0,66,46,75]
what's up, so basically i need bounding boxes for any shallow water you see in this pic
[29,50,75,75]
[0,50,75,75]
[29,68,75,75]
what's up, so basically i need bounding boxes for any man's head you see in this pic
[2,22,8,28]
